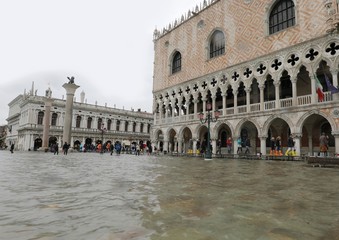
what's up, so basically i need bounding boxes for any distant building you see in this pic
[6,83,153,151]
[151,0,339,156]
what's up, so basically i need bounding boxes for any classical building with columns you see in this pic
[151,0,339,156]
[6,83,153,151]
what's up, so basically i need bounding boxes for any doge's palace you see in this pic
[152,0,339,156]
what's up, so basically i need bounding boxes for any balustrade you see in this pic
[154,91,336,124]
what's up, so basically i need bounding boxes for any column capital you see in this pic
[292,133,302,138]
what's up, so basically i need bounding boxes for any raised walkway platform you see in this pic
[169,152,305,161]
[306,156,339,168]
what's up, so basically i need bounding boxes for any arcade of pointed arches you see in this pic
[153,111,337,156]
[152,37,339,156]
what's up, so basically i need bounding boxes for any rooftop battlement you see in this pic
[153,0,220,41]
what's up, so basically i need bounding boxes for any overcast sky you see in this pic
[0,0,200,124]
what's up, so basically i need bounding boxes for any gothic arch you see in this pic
[262,114,294,137]
[296,110,338,133]
[178,125,194,139]
[234,118,261,137]
[212,120,234,139]
[153,128,165,141]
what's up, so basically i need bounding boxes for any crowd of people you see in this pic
[11,132,330,157]
[49,141,155,156]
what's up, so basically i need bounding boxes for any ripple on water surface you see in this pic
[1,151,339,239]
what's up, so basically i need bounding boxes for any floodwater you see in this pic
[0,151,339,240]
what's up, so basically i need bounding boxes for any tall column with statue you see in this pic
[62,77,80,146]
[42,87,54,150]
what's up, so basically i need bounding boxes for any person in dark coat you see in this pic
[63,142,70,155]
[10,143,14,154]
[54,143,59,155]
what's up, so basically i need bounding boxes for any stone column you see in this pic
[211,94,216,111]
[293,134,301,157]
[42,97,54,149]
[62,81,80,146]
[202,97,207,115]
[164,140,169,153]
[274,81,280,109]
[193,139,197,154]
[246,88,251,113]
[310,75,316,104]
[234,91,238,114]
[194,99,198,119]
[260,137,267,156]
[259,84,265,111]
[333,133,339,156]
[212,139,217,154]
[232,137,236,154]
[178,138,183,153]
[222,93,227,116]
[292,79,297,106]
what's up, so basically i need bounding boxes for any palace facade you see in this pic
[6,84,153,151]
[151,0,339,156]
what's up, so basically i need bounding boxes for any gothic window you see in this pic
[210,30,225,59]
[76,116,81,128]
[269,0,295,34]
[172,51,181,74]
[37,111,44,125]
[51,113,57,126]
[87,117,92,129]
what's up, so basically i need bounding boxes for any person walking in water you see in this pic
[227,137,232,154]
[10,143,14,154]
[275,136,282,156]
[237,137,242,154]
[319,132,328,157]
[285,135,294,156]
[63,142,70,155]
[54,143,59,155]
[270,137,275,155]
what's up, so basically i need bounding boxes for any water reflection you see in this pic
[0,151,339,239]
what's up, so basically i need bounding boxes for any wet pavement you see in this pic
[1,150,339,240]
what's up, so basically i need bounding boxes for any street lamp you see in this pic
[100,123,107,154]
[198,102,220,160]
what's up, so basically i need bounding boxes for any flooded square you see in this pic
[1,151,339,240]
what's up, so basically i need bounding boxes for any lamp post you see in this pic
[100,123,107,154]
[198,102,220,160]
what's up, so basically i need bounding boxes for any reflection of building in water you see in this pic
[151,0,339,156]
[6,83,153,151]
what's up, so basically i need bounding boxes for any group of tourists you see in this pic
[235,137,251,154]
[269,135,295,156]
[217,134,295,156]
[51,142,70,155]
